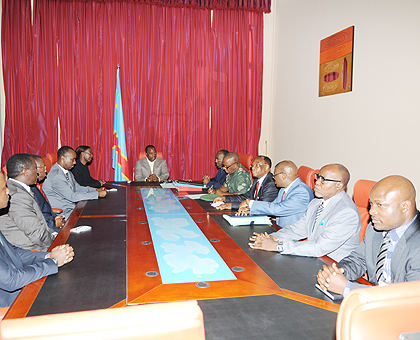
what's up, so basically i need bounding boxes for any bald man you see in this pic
[317,175,420,296]
[238,160,314,226]
[249,164,361,262]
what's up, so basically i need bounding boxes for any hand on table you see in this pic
[203,174,211,185]
[55,215,65,229]
[97,189,107,197]
[215,203,232,210]
[248,232,279,252]
[48,244,74,267]
[146,174,159,182]
[213,196,225,203]
[317,263,347,295]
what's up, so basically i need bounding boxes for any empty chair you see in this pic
[238,153,253,176]
[298,165,318,189]
[353,179,376,242]
[336,281,420,340]
[0,300,205,340]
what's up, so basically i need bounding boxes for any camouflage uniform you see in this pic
[224,164,252,194]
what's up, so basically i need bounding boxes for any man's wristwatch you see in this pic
[277,241,284,253]
[50,257,58,265]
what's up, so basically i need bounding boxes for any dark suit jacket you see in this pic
[0,180,54,251]
[339,212,420,290]
[0,230,57,307]
[224,173,279,209]
[70,159,102,188]
[31,185,61,233]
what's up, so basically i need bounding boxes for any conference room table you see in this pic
[5,181,346,340]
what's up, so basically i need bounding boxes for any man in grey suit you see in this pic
[134,145,169,182]
[0,154,55,251]
[317,175,420,296]
[43,146,107,220]
[249,164,361,262]
[236,160,314,227]
[0,172,74,307]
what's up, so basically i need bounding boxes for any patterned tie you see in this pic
[312,201,324,230]
[65,172,70,181]
[254,181,260,200]
[281,190,286,201]
[376,231,391,283]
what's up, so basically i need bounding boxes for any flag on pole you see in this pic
[112,66,130,181]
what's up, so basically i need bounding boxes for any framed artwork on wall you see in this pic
[319,26,354,97]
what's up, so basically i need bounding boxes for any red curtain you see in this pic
[2,0,265,181]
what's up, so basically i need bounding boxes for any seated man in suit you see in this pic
[43,146,107,220]
[0,154,55,251]
[236,160,314,226]
[249,164,361,262]
[208,152,252,195]
[317,175,420,296]
[213,156,278,210]
[0,172,74,307]
[202,149,229,189]
[134,145,169,182]
[30,155,65,233]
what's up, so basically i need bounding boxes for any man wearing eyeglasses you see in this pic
[237,160,314,226]
[249,164,361,262]
[208,152,252,196]
[212,156,279,210]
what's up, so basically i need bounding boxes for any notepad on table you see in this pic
[223,214,271,226]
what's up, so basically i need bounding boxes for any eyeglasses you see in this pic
[36,166,47,170]
[223,162,237,170]
[315,173,341,184]
[274,172,285,177]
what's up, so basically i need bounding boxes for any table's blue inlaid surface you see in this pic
[141,188,236,284]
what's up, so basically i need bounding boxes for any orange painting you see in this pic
[319,26,354,97]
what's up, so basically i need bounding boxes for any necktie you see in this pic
[29,190,35,199]
[281,191,286,201]
[312,202,324,230]
[65,172,70,181]
[254,181,260,200]
[376,232,391,283]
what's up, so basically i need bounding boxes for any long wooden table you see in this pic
[4,182,358,339]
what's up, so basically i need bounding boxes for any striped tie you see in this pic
[312,201,324,230]
[376,232,391,283]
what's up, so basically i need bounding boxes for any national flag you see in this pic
[112,67,130,181]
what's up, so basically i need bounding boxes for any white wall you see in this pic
[261,0,420,202]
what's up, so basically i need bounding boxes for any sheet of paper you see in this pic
[185,194,204,199]
[211,201,224,207]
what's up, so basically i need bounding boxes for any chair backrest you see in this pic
[238,153,253,176]
[336,281,420,340]
[45,152,57,172]
[298,165,318,189]
[138,150,163,160]
[353,179,376,242]
[0,300,205,340]
[43,157,53,173]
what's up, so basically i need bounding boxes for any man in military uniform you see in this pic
[209,152,252,195]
